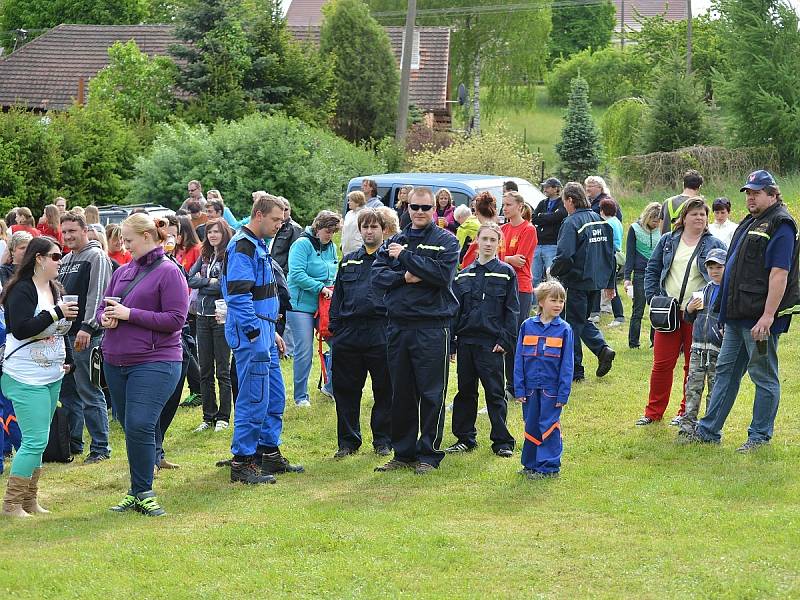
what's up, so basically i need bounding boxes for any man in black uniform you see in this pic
[329,209,392,458]
[372,187,460,474]
[446,223,519,457]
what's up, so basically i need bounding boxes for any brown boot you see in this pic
[2,476,32,518]
[22,467,49,514]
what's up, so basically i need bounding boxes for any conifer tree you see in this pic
[555,76,601,181]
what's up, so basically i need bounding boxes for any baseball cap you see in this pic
[711,197,731,211]
[542,177,562,188]
[740,170,776,192]
[705,248,727,266]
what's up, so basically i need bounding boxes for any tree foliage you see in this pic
[128,113,386,224]
[548,0,615,66]
[555,76,601,181]
[320,0,398,141]
[0,0,149,31]
[600,97,647,161]
[714,0,800,166]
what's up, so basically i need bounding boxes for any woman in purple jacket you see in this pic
[99,213,189,517]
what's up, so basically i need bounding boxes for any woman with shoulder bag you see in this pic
[99,214,188,517]
[1,237,78,517]
[636,198,726,426]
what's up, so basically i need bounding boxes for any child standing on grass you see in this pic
[514,280,573,479]
[678,248,727,440]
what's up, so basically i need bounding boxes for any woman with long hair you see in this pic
[188,219,233,433]
[84,205,100,226]
[105,223,132,265]
[434,188,457,233]
[0,231,33,287]
[36,205,62,245]
[1,237,78,517]
[175,215,201,273]
[99,214,188,516]
[10,208,40,238]
[395,185,413,230]
[624,202,662,349]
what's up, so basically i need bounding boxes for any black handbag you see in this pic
[42,404,73,463]
[649,242,702,333]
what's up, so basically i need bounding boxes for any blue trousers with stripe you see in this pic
[521,390,563,473]
[257,343,285,451]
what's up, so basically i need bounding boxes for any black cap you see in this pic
[542,177,562,188]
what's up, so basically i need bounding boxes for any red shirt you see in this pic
[501,220,537,293]
[177,244,201,273]
[109,249,132,265]
[11,224,41,238]
[36,223,62,244]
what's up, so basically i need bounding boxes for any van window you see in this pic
[451,191,470,207]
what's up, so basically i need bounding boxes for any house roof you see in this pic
[289,25,450,114]
[612,0,689,33]
[0,22,451,115]
[285,0,326,27]
[0,24,176,111]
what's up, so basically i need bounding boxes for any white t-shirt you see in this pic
[708,220,737,248]
[3,290,70,385]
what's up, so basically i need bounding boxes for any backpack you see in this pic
[42,403,73,463]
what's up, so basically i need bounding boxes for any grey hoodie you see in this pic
[58,240,113,336]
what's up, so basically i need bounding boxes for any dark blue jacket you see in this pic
[513,315,574,404]
[685,281,723,351]
[644,229,726,303]
[372,222,459,329]
[452,257,519,352]
[551,208,616,290]
[329,246,387,346]
[590,192,623,221]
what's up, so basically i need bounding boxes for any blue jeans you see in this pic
[697,323,781,444]
[286,310,332,404]
[104,361,181,495]
[533,245,557,287]
[282,320,296,357]
[60,334,110,456]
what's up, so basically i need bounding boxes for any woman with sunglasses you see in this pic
[1,237,78,517]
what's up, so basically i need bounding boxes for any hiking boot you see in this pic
[231,460,277,484]
[215,457,232,467]
[596,346,616,377]
[374,445,392,457]
[495,448,513,458]
[22,467,49,514]
[374,458,416,472]
[333,447,357,459]
[261,451,304,475]
[179,393,202,407]
[158,459,180,470]
[214,420,229,433]
[444,442,476,454]
[414,462,436,475]
[736,439,769,454]
[2,476,31,518]
[527,471,559,480]
[135,491,166,517]
[110,492,137,513]
[635,416,655,426]
[84,452,110,465]
[194,422,212,433]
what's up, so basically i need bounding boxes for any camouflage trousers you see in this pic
[678,349,718,436]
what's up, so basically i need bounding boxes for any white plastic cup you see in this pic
[215,299,227,323]
[692,291,704,309]
[62,295,79,320]
[626,285,634,299]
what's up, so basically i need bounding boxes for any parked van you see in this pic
[96,203,174,226]
[343,173,546,216]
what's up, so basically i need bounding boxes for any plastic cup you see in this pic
[692,291,704,309]
[105,296,121,305]
[62,295,79,320]
[215,299,227,323]
[626,285,634,299]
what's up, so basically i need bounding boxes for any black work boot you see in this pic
[261,450,305,475]
[231,459,277,484]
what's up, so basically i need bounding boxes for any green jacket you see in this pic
[456,215,480,250]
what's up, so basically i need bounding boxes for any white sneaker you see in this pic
[214,420,229,432]
[608,320,623,328]
[589,315,600,324]
[296,400,311,408]
[319,387,334,400]
[194,422,212,433]
[477,407,488,415]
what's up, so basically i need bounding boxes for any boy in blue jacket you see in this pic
[514,280,574,479]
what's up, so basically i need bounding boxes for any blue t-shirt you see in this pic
[720,221,794,334]
[607,217,623,251]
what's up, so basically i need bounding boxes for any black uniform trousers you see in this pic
[331,333,392,451]
[386,325,449,467]
[564,288,608,379]
[452,343,515,452]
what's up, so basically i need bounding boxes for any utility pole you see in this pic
[620,0,625,49]
[395,0,417,144]
[686,0,693,74]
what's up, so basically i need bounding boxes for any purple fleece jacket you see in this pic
[97,247,189,366]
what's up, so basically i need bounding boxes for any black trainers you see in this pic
[261,451,304,475]
[135,491,166,516]
[736,439,769,453]
[635,416,655,426]
[596,346,615,377]
[333,447,357,459]
[495,448,513,458]
[231,460,277,484]
[374,458,416,472]
[374,445,392,457]
[84,452,110,464]
[414,462,436,475]
[444,442,476,454]
[215,457,232,467]
[110,492,136,513]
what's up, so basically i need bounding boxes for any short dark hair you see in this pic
[357,208,385,230]
[711,197,731,212]
[503,180,518,192]
[683,170,704,190]
[599,198,618,217]
[207,200,224,215]
[186,200,204,215]
[60,212,87,229]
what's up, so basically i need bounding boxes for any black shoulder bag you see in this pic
[90,257,165,388]
[649,242,702,333]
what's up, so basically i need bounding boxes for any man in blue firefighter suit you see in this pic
[514,280,574,478]
[372,187,460,474]
[223,193,300,484]
[550,182,617,381]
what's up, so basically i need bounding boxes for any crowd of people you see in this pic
[1,169,797,517]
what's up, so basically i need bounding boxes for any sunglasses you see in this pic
[409,204,434,212]
[46,252,63,261]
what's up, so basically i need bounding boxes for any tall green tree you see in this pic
[548,0,615,66]
[714,0,800,165]
[320,0,398,141]
[1,0,148,30]
[555,76,601,181]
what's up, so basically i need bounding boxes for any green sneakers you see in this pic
[110,493,137,513]
[110,491,165,516]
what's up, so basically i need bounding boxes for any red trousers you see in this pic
[644,318,692,420]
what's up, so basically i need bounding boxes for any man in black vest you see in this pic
[696,171,800,452]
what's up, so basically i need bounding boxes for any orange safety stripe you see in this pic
[3,414,16,434]
[524,431,541,446]
[522,335,540,346]
[545,337,563,348]
[541,421,561,440]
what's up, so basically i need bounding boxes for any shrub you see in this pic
[546,48,649,106]
[405,123,453,156]
[408,125,542,182]
[555,76,601,181]
[128,113,386,224]
[600,98,646,161]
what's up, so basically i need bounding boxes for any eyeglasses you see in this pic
[409,204,434,212]
[46,252,63,261]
